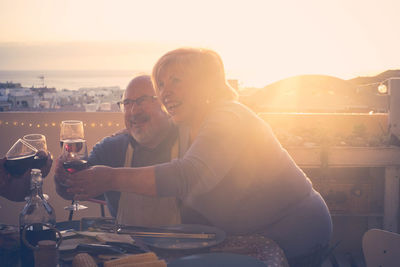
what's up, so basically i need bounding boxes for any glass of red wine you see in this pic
[22,134,49,172]
[4,138,38,177]
[61,139,89,211]
[60,120,88,211]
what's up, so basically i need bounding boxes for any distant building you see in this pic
[30,86,56,96]
[1,83,123,112]
[0,82,22,89]
[39,100,50,109]
[0,95,11,111]
[84,103,98,112]
[99,102,111,111]
[8,88,39,108]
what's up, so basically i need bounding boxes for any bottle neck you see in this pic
[20,169,55,227]
[30,183,43,198]
[30,170,44,198]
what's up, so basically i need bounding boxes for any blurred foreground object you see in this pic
[72,253,97,267]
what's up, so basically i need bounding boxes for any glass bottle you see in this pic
[19,169,56,267]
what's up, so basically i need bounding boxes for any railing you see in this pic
[1,111,400,255]
[287,146,400,232]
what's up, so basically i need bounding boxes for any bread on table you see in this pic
[103,252,166,267]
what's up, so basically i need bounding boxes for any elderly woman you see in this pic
[67,48,332,263]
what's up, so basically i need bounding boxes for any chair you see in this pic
[362,228,400,267]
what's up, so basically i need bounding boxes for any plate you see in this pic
[56,220,81,231]
[168,253,267,267]
[0,224,18,235]
[132,224,226,250]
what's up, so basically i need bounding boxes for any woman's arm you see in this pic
[155,107,245,199]
[66,165,157,200]
[68,104,245,201]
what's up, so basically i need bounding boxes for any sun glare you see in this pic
[0,0,400,86]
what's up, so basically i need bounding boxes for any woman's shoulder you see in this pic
[210,101,259,124]
[197,101,262,138]
[206,101,275,139]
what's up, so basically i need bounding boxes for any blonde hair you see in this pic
[152,47,238,102]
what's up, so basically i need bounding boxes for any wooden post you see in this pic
[383,166,400,232]
[388,78,400,139]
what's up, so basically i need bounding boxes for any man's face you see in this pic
[122,78,169,146]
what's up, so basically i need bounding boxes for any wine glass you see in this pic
[22,134,49,172]
[60,120,84,148]
[3,138,38,177]
[60,120,87,212]
[61,139,89,211]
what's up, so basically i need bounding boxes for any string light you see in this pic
[378,84,388,94]
[0,121,123,128]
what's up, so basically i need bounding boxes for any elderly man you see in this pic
[54,75,180,226]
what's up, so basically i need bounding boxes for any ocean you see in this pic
[0,70,142,90]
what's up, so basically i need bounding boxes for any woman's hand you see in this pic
[0,157,31,201]
[1,156,32,180]
[65,165,113,200]
[0,157,12,189]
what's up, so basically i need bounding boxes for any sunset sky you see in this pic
[1,0,399,87]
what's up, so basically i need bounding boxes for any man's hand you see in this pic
[65,165,113,200]
[53,157,74,200]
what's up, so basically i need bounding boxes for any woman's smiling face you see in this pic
[156,64,205,125]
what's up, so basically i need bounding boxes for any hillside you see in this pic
[240,70,400,113]
[348,70,400,86]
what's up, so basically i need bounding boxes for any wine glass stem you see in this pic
[68,200,74,221]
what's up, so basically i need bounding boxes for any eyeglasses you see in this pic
[117,95,157,111]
